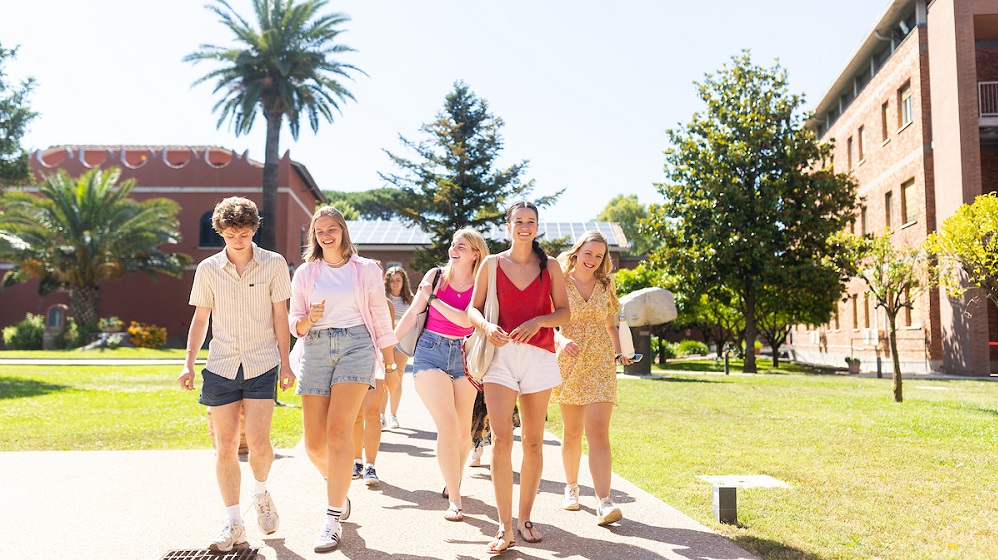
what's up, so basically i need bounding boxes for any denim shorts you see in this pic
[199,364,277,406]
[297,324,375,396]
[412,330,467,380]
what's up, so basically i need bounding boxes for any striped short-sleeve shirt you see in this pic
[189,244,292,380]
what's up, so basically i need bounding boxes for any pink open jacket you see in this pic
[288,255,398,376]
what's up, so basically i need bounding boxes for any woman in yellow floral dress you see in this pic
[552,230,633,526]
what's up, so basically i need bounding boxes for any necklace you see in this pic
[507,255,531,276]
[323,256,347,267]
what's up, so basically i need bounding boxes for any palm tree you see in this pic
[185,0,363,250]
[0,168,192,327]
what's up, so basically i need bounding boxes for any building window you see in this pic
[901,179,916,225]
[834,310,840,330]
[858,126,865,162]
[847,136,854,169]
[199,211,223,248]
[881,101,890,141]
[863,293,871,329]
[904,289,913,327]
[852,294,859,329]
[899,82,913,129]
[885,191,894,230]
[860,206,867,236]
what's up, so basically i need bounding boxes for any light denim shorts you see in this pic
[412,330,466,380]
[297,324,375,396]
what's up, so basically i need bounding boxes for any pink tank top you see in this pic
[425,283,474,337]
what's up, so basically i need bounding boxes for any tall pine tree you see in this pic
[380,81,559,269]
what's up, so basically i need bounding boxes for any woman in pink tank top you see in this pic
[394,228,489,523]
[468,201,570,553]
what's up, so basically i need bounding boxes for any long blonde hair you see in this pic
[442,228,489,288]
[302,206,357,263]
[558,230,613,290]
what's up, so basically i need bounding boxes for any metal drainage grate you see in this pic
[160,549,259,560]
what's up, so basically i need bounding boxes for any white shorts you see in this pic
[483,342,561,395]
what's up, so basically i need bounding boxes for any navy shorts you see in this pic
[412,330,466,380]
[198,364,277,406]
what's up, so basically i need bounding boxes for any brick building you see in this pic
[790,0,998,375]
[0,145,325,346]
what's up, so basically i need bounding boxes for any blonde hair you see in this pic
[443,228,489,287]
[558,230,613,290]
[302,206,356,263]
[384,266,413,305]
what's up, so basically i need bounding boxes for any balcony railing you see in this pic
[981,81,998,117]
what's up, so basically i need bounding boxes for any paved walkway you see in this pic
[1,372,759,560]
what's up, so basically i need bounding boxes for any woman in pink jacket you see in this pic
[289,206,398,553]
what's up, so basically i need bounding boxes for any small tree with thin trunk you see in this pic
[836,230,929,402]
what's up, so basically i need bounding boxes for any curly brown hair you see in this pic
[211,196,260,232]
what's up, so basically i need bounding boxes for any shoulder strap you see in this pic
[431,268,442,287]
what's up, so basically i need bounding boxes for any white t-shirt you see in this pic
[311,262,364,329]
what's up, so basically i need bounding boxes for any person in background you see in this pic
[468,200,570,553]
[289,206,398,553]
[382,266,413,429]
[177,196,294,553]
[552,230,632,526]
[395,228,488,523]
[351,294,396,486]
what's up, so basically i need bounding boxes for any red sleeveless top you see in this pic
[496,263,555,353]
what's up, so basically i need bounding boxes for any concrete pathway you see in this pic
[0,372,759,560]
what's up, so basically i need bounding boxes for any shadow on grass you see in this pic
[0,376,71,399]
[733,534,827,560]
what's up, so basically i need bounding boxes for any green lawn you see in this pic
[0,348,207,360]
[0,364,302,450]
[546,370,998,560]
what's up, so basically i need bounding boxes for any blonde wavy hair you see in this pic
[442,228,489,287]
[558,230,613,290]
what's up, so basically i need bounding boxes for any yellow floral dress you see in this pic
[551,276,620,406]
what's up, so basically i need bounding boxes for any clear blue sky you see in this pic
[1,1,886,221]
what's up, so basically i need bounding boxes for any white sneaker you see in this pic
[386,414,400,429]
[208,520,248,552]
[466,445,484,468]
[562,483,580,511]
[596,496,623,526]
[253,491,279,534]
[380,414,386,428]
[314,520,342,553]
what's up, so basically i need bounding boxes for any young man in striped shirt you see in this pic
[177,196,295,552]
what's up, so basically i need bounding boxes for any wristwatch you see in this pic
[385,362,398,373]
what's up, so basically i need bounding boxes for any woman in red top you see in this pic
[469,200,570,553]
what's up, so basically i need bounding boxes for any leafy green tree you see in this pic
[757,264,842,366]
[0,43,37,190]
[597,194,652,255]
[381,81,560,270]
[323,187,404,220]
[185,0,363,250]
[836,230,929,403]
[324,198,359,220]
[645,51,857,373]
[0,168,192,327]
[926,192,998,308]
